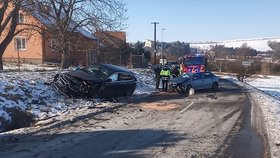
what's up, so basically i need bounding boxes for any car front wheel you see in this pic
[126,88,134,97]
[212,82,219,91]
[176,86,184,94]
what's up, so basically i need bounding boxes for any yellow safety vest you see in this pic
[160,69,171,76]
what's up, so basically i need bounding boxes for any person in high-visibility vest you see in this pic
[171,65,180,77]
[160,66,171,91]
[179,63,184,74]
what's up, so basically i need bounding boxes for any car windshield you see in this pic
[184,57,205,66]
[181,73,192,79]
[83,65,111,79]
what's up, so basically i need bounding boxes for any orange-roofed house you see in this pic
[94,31,130,66]
[1,4,98,67]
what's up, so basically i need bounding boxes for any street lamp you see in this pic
[161,28,166,60]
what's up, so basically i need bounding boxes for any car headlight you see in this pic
[170,82,177,86]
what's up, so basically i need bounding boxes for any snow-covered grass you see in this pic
[3,63,61,71]
[0,71,64,120]
[246,75,280,100]
[0,65,157,131]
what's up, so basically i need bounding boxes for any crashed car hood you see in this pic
[67,70,102,82]
[170,76,189,84]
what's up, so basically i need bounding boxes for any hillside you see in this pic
[190,37,280,52]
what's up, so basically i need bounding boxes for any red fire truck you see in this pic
[179,54,208,73]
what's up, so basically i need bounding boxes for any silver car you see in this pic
[169,72,219,94]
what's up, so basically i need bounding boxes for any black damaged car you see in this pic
[52,64,137,98]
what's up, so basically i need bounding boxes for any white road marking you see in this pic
[180,102,195,113]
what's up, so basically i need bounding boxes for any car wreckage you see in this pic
[169,71,219,94]
[52,64,137,98]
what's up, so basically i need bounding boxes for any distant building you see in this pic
[144,39,154,48]
[94,31,130,65]
[95,31,126,42]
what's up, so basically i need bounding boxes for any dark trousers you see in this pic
[162,79,169,91]
[156,75,160,89]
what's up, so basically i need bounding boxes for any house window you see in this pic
[51,39,59,51]
[14,37,26,51]
[18,13,25,23]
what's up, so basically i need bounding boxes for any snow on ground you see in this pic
[190,37,280,52]
[131,68,156,95]
[0,65,157,131]
[221,74,280,157]
[246,75,280,100]
[246,75,280,158]
[0,63,280,156]
[3,63,61,71]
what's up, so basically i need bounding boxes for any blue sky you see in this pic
[123,0,280,43]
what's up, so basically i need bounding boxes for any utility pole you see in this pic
[151,22,159,64]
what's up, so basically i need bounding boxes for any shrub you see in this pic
[261,63,271,75]
[260,63,280,75]
[271,63,280,75]
[0,107,35,132]
[207,62,219,71]
[222,60,262,81]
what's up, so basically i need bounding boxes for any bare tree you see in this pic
[236,43,257,58]
[35,0,127,68]
[268,41,280,51]
[209,45,228,72]
[268,41,280,61]
[0,0,34,70]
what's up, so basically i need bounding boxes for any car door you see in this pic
[102,72,122,98]
[191,73,204,90]
[117,72,136,96]
[202,72,214,88]
[102,72,136,98]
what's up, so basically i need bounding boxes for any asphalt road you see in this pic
[0,79,269,158]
